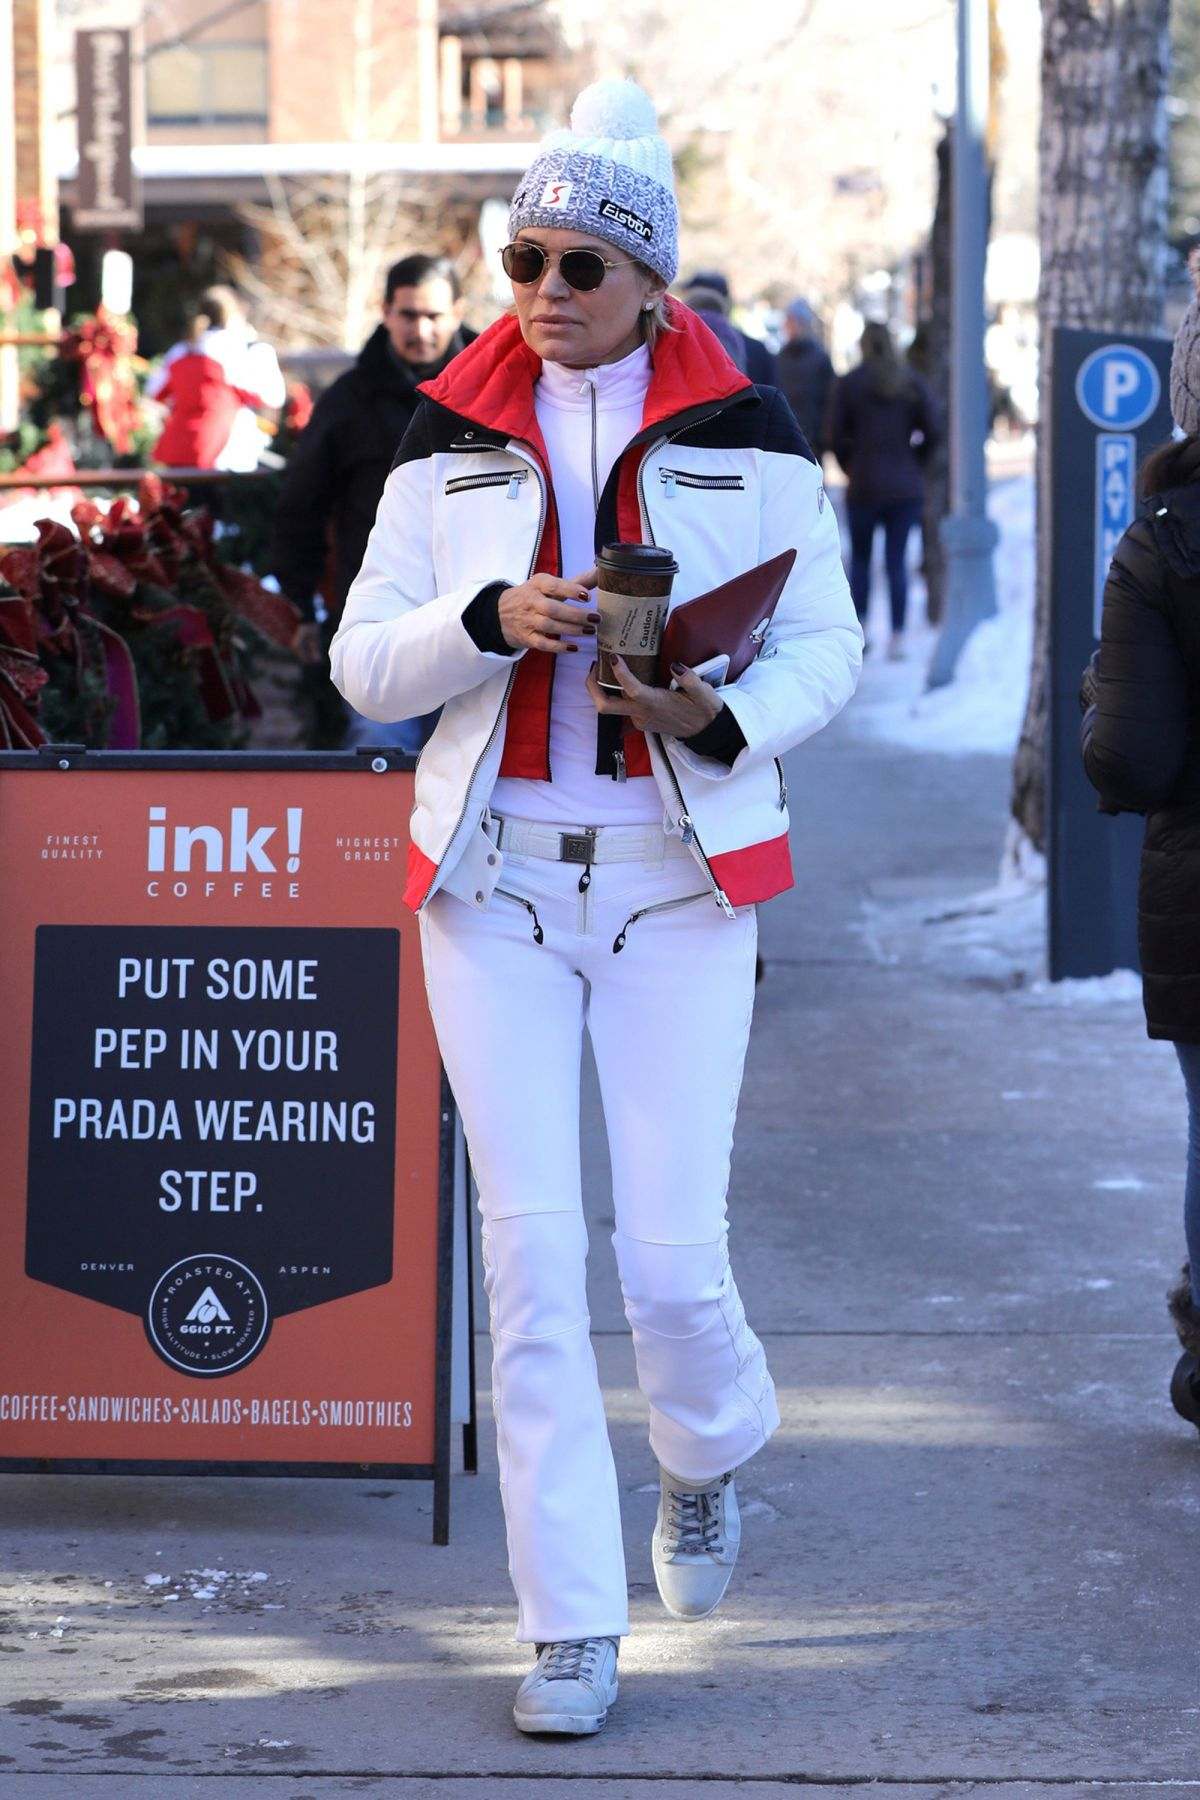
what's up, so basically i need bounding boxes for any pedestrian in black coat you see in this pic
[825,322,940,658]
[775,300,833,461]
[678,270,777,385]
[1082,258,1200,1387]
[270,254,474,747]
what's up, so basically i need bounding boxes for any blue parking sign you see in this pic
[1094,433,1135,635]
[1051,326,1172,981]
[1076,344,1161,431]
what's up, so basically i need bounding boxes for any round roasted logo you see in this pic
[146,1254,270,1377]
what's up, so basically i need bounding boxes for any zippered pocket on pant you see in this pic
[659,468,747,497]
[444,470,529,497]
[612,889,713,953]
[494,885,545,944]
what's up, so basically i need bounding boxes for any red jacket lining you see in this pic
[418,302,752,785]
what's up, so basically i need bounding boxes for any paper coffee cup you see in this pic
[595,543,678,690]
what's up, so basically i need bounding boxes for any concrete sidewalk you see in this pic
[2,671,1197,1795]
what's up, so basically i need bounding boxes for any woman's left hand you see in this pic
[586,656,724,739]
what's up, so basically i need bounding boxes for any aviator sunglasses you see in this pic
[501,240,639,294]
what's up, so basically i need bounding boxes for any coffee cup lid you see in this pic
[598,542,679,575]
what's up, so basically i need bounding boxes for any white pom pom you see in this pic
[569,79,659,143]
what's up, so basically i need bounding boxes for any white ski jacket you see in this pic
[330,303,862,914]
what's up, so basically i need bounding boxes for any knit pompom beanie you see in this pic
[508,78,679,286]
[1170,247,1200,436]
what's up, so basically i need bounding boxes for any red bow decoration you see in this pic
[0,519,141,747]
[61,305,140,456]
[0,585,49,748]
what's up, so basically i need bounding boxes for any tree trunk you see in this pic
[1010,0,1169,854]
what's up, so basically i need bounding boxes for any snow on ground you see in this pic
[845,468,1033,757]
[1025,968,1143,1006]
[859,867,1047,990]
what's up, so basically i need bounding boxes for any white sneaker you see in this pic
[512,1637,619,1736]
[651,1466,741,1621]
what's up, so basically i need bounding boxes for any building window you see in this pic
[146,42,268,127]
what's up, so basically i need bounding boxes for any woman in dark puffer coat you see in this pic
[1081,259,1200,1421]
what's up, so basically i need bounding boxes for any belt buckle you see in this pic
[560,829,597,865]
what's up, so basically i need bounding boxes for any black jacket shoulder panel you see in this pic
[391,401,434,472]
[760,386,818,462]
[392,398,510,468]
[670,387,815,462]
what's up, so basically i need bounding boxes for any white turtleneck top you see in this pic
[489,342,664,826]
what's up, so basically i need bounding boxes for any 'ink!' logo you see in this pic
[147,805,303,874]
[147,1255,270,1377]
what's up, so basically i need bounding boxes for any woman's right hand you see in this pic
[497,570,599,654]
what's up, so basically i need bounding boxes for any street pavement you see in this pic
[2,654,1197,1796]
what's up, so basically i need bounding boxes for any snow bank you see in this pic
[1025,968,1143,1007]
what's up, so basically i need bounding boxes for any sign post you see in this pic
[0,749,473,1541]
[1048,327,1173,981]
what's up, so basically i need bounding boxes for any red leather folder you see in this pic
[658,548,796,686]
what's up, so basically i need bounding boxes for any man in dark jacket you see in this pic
[678,271,777,386]
[271,253,474,746]
[775,300,833,460]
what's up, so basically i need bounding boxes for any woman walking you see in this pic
[148,286,285,471]
[331,78,861,1734]
[826,321,939,658]
[1082,257,1200,1424]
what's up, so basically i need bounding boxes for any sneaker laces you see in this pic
[664,1476,726,1557]
[536,1638,603,1682]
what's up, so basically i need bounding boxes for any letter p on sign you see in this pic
[1103,360,1139,418]
[1076,344,1161,431]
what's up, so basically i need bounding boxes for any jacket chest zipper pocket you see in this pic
[659,469,747,498]
[444,470,529,498]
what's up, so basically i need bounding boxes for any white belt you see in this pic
[488,813,690,867]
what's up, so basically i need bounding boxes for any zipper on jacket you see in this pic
[775,757,788,811]
[635,436,736,915]
[613,748,626,783]
[424,451,548,902]
[657,743,733,914]
[659,468,746,494]
[444,469,529,496]
[587,378,600,514]
[612,889,714,953]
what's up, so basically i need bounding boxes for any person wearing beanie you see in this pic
[776,299,834,462]
[1082,244,1200,1432]
[331,76,860,1735]
[679,269,777,385]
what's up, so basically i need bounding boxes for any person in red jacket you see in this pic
[147,286,284,470]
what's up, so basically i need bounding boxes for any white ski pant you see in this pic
[419,816,780,1642]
